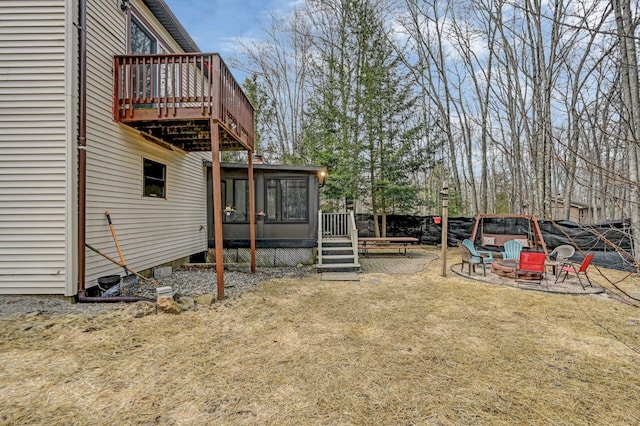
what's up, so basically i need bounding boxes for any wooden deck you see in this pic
[112,53,256,300]
[113,53,254,152]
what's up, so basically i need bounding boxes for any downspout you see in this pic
[77,0,87,294]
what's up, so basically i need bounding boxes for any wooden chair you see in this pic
[501,240,523,260]
[515,252,546,285]
[458,242,485,276]
[555,253,594,289]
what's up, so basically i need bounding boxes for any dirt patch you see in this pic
[1,247,639,425]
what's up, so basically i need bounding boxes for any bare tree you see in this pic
[399,0,474,213]
[234,10,311,162]
[231,0,640,269]
[612,0,640,264]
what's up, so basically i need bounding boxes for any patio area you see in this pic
[360,251,436,275]
[450,261,606,295]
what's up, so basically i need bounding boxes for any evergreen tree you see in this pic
[302,0,429,218]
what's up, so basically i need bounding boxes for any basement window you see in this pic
[143,158,166,198]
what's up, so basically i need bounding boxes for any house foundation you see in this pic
[207,248,315,267]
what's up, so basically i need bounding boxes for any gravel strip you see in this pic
[141,266,314,299]
[0,266,314,320]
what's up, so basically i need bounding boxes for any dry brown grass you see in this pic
[1,247,639,425]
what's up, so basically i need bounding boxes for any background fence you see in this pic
[355,214,634,271]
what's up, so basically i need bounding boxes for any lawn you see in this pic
[1,247,639,425]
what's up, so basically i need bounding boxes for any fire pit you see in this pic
[491,259,518,279]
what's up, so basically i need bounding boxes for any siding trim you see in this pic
[64,0,77,296]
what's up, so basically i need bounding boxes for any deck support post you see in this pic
[248,151,256,272]
[211,121,225,299]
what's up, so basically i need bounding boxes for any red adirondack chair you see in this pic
[515,252,546,284]
[555,253,594,289]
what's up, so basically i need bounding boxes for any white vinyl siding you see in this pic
[0,0,209,295]
[83,0,207,286]
[0,0,70,294]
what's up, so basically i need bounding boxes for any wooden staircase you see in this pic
[317,211,360,273]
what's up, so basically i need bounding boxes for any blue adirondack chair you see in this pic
[501,240,523,261]
[462,239,494,265]
[458,242,486,276]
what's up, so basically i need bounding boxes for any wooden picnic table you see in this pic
[358,237,419,258]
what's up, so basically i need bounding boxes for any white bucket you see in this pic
[156,286,173,299]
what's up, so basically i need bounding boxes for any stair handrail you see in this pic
[348,210,359,266]
[317,210,323,266]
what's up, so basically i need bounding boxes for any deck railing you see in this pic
[317,211,359,266]
[318,210,324,266]
[348,211,359,266]
[322,212,350,237]
[114,53,254,147]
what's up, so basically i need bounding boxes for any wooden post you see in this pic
[531,215,548,256]
[248,151,256,273]
[440,181,449,277]
[211,122,225,299]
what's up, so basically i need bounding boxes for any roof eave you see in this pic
[141,0,200,53]
[203,161,326,173]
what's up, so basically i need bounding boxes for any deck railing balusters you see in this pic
[320,212,351,238]
[113,53,254,149]
[318,210,324,266]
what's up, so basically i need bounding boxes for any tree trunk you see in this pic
[613,0,640,265]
